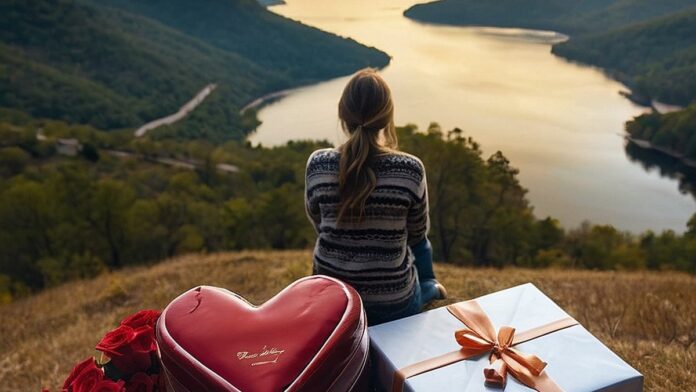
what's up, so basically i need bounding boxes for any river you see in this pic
[248,0,695,233]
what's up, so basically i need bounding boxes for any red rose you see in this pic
[69,365,103,392]
[62,357,97,391]
[125,372,158,392]
[96,325,156,374]
[120,310,160,329]
[89,379,125,392]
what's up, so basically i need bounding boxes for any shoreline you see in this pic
[651,100,684,114]
[239,89,294,114]
[619,90,684,114]
[625,136,696,169]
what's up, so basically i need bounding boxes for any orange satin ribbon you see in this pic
[392,300,579,392]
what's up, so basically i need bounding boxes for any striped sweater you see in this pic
[305,148,429,320]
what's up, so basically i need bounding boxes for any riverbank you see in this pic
[625,136,696,169]
[257,0,286,6]
[239,89,294,114]
[618,91,684,113]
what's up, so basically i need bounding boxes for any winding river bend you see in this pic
[249,0,695,232]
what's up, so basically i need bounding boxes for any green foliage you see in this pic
[0,120,693,301]
[626,103,696,159]
[0,275,13,305]
[0,119,327,297]
[688,213,696,236]
[405,0,696,35]
[37,253,107,288]
[563,223,641,269]
[0,147,30,176]
[0,0,388,141]
[553,9,696,106]
[81,143,100,162]
[91,0,390,83]
[529,249,573,268]
[398,124,537,266]
[640,229,696,271]
[0,0,269,138]
[240,109,263,134]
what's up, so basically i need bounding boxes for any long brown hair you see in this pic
[337,68,398,224]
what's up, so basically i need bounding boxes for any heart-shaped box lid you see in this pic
[157,275,367,392]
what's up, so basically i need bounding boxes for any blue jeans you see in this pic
[368,238,440,325]
[411,238,441,305]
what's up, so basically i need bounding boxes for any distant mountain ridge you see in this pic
[0,0,389,141]
[404,0,696,35]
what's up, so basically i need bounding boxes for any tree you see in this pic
[470,151,531,266]
[399,125,482,263]
[0,147,30,177]
[0,180,57,288]
[81,143,100,162]
[254,184,313,249]
[687,213,696,237]
[533,217,565,252]
[88,180,136,267]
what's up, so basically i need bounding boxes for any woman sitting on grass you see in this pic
[304,68,446,325]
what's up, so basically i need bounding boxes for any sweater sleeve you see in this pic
[305,153,321,233]
[406,162,430,246]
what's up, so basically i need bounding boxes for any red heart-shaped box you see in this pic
[156,275,369,392]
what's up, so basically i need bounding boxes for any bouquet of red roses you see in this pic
[45,310,166,392]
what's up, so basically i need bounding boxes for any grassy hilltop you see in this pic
[1,250,694,391]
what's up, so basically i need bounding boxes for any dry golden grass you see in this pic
[1,251,694,391]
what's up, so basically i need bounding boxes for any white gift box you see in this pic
[369,283,643,392]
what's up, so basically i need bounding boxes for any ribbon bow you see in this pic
[449,302,552,390]
[392,300,578,392]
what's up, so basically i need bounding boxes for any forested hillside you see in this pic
[91,0,389,83]
[0,0,389,141]
[553,9,696,106]
[403,0,696,34]
[626,104,696,159]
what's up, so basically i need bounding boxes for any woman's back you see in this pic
[305,148,429,322]
[305,68,444,325]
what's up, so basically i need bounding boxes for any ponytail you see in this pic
[337,126,378,223]
[336,69,398,224]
